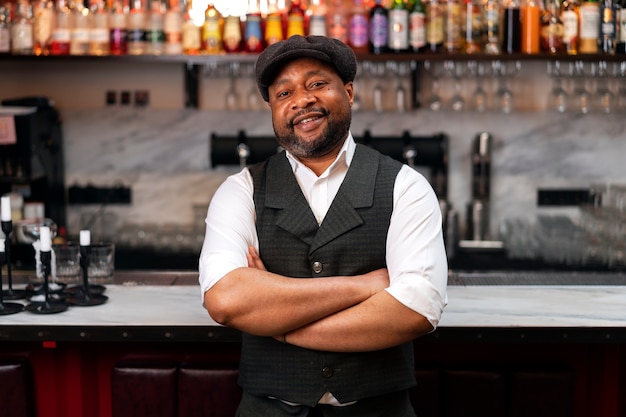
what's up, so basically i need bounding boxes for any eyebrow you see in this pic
[272,68,330,90]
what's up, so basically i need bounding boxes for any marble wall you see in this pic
[61,107,626,249]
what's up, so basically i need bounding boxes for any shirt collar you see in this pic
[285,133,356,177]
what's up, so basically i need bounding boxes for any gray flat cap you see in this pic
[255,35,357,102]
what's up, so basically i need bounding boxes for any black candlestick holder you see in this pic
[66,245,108,306]
[25,250,68,314]
[1,220,27,300]
[0,250,24,315]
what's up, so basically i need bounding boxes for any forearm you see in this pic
[203,267,387,337]
[284,290,433,352]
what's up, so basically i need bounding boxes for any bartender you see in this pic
[199,35,448,417]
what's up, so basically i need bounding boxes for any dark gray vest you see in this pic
[241,144,415,407]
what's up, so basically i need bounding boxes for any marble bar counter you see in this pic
[1,270,625,344]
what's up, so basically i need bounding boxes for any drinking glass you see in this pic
[492,60,519,114]
[225,62,241,111]
[445,61,465,112]
[571,61,590,114]
[468,61,488,112]
[547,61,568,113]
[595,61,613,114]
[424,60,443,112]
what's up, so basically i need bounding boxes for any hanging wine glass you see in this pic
[468,60,488,112]
[424,60,443,112]
[547,61,568,113]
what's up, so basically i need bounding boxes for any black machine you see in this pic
[0,96,66,229]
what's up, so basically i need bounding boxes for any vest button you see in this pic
[312,261,323,274]
[322,366,334,378]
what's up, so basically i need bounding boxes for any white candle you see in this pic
[0,238,5,252]
[80,230,91,246]
[1,196,11,222]
[40,226,52,252]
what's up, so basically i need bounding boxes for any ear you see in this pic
[344,81,354,106]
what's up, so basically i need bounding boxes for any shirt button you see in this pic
[312,261,323,274]
[322,367,334,378]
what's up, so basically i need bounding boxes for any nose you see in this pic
[292,88,316,109]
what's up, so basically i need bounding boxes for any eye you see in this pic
[310,80,327,89]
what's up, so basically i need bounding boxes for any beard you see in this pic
[273,105,352,160]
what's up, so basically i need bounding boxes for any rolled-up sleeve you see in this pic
[385,166,448,329]
[198,169,258,298]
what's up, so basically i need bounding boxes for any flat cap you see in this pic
[255,35,357,102]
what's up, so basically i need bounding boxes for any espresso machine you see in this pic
[0,96,66,266]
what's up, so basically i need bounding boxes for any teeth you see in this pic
[299,116,317,124]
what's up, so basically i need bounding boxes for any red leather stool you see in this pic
[178,365,241,417]
[0,359,35,417]
[111,363,178,417]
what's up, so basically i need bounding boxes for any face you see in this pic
[267,57,354,160]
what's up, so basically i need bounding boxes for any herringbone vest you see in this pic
[241,144,415,407]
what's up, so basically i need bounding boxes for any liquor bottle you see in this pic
[540,0,564,53]
[202,2,223,54]
[462,0,484,53]
[33,0,54,55]
[599,0,617,53]
[388,0,410,52]
[579,0,599,52]
[444,0,462,53]
[617,0,625,53]
[11,0,34,54]
[0,1,10,55]
[264,0,283,46]
[127,0,146,55]
[181,0,200,54]
[109,0,128,55]
[410,0,427,52]
[426,0,445,51]
[286,0,305,38]
[327,0,349,43]
[521,0,541,53]
[223,13,242,52]
[70,0,92,55]
[145,0,165,54]
[244,0,263,52]
[561,0,579,54]
[307,0,327,36]
[50,0,72,55]
[89,0,110,55]
[369,0,388,53]
[483,0,500,53]
[163,0,182,55]
[349,0,369,53]
[502,0,521,52]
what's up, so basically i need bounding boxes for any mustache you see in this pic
[288,108,328,128]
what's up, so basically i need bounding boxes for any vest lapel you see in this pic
[312,145,380,252]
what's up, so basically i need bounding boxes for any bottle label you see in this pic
[409,11,426,49]
[51,28,71,42]
[620,9,626,42]
[11,23,33,50]
[580,3,600,39]
[369,13,388,47]
[245,16,263,51]
[562,10,578,41]
[90,28,109,42]
[426,4,444,44]
[328,13,348,42]
[182,23,201,50]
[264,15,283,45]
[0,28,10,52]
[287,14,305,37]
[388,9,409,50]
[349,14,369,48]
[309,15,327,36]
[600,6,615,37]
[72,28,90,43]
[223,16,242,51]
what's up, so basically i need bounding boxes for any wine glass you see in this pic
[424,60,443,112]
[571,61,591,114]
[493,60,520,114]
[468,61,488,112]
[224,62,241,111]
[547,61,568,113]
[595,61,613,114]
[445,61,465,112]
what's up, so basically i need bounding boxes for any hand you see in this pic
[246,246,267,271]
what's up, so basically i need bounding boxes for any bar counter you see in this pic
[1,270,625,343]
[1,270,626,417]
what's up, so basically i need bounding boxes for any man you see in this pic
[199,35,448,417]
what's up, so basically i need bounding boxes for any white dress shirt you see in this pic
[199,134,448,329]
